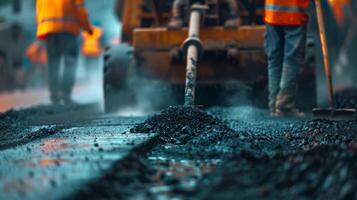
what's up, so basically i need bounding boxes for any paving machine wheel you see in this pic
[103,44,136,113]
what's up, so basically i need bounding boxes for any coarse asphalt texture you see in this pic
[69,104,357,200]
[1,98,357,200]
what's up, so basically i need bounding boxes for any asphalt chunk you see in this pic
[290,119,357,150]
[196,145,357,200]
[131,106,235,145]
[65,154,157,200]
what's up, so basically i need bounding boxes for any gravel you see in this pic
[290,119,357,150]
[196,145,357,200]
[66,154,157,200]
[131,106,235,146]
[62,105,357,199]
[336,88,357,109]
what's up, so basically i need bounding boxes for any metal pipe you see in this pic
[188,10,201,37]
[184,8,201,106]
[184,45,199,106]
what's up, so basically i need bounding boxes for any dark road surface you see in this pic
[0,104,154,200]
[1,103,357,200]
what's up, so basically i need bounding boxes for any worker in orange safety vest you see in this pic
[81,26,103,78]
[36,0,93,105]
[264,0,310,117]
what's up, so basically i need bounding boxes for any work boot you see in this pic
[61,92,77,106]
[275,89,305,118]
[50,94,61,106]
[270,108,276,117]
[275,108,305,118]
[168,17,184,29]
[269,100,276,117]
[224,17,240,29]
[62,97,78,106]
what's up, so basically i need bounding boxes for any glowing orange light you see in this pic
[38,139,68,152]
[39,159,67,166]
[328,0,351,26]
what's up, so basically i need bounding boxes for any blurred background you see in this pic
[0,0,356,112]
[0,0,120,112]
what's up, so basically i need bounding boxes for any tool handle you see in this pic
[315,0,335,108]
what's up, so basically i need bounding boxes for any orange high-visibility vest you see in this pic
[36,0,92,39]
[81,26,103,57]
[264,0,310,26]
[26,41,48,65]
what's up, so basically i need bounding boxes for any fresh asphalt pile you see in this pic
[132,106,297,158]
[66,105,357,199]
[130,106,225,143]
[130,106,237,150]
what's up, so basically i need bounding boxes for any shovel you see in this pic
[312,0,356,119]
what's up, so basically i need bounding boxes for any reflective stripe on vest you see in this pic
[39,17,79,25]
[265,0,309,8]
[265,4,306,13]
[264,0,309,25]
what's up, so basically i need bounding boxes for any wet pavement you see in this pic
[0,105,154,200]
[0,79,103,113]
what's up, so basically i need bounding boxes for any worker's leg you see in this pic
[61,33,79,104]
[265,24,284,115]
[168,0,188,29]
[223,0,241,28]
[275,25,307,115]
[45,34,61,105]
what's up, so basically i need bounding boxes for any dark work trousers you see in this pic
[45,33,79,101]
[265,24,307,111]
